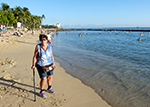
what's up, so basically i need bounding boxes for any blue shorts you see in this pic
[36,64,53,78]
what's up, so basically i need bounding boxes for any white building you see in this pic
[0,23,5,29]
[17,22,22,29]
[54,23,61,28]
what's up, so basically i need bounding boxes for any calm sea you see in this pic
[52,30,150,107]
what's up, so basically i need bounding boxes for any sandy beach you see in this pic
[0,32,111,107]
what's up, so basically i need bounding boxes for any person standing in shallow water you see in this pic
[31,34,56,99]
[47,32,51,44]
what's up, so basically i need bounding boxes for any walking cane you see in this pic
[33,68,36,102]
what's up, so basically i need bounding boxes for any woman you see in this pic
[31,34,56,99]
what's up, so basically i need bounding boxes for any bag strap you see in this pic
[39,44,43,66]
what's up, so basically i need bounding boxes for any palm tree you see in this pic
[0,3,45,29]
[0,9,4,23]
[7,11,16,26]
[42,14,45,19]
[10,6,24,28]
[1,3,10,11]
[36,14,45,28]
[36,16,42,28]
[22,7,31,28]
[15,6,23,22]
[30,15,36,29]
[30,15,44,29]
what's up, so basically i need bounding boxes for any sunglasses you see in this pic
[41,39,47,41]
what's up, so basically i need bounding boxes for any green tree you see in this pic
[22,7,31,28]
[1,3,10,11]
[42,14,45,19]
[0,9,4,23]
[7,12,16,26]
[0,10,8,24]
[0,3,45,29]
[12,6,23,22]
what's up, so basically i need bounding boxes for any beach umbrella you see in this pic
[0,30,4,32]
[2,27,9,29]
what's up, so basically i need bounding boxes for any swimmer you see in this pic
[138,38,141,41]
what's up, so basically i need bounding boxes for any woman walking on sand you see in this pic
[31,34,56,99]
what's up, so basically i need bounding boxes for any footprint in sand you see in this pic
[0,83,29,98]
[47,93,67,106]
[0,58,15,66]
[0,58,15,78]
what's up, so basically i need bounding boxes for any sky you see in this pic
[1,0,150,28]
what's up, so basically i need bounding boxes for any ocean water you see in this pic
[52,30,150,107]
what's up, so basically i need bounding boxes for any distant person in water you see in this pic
[47,32,51,44]
[78,33,83,37]
[56,32,59,36]
[138,38,141,41]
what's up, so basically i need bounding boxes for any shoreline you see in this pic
[0,32,111,107]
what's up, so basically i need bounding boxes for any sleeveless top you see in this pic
[36,43,54,66]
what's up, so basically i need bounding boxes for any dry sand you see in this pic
[0,32,111,107]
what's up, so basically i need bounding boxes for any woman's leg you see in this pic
[39,77,47,98]
[47,75,55,93]
[36,64,47,91]
[40,77,47,90]
[47,75,53,86]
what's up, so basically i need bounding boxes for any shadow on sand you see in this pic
[14,40,38,45]
[0,77,40,102]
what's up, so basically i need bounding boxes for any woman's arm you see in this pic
[50,46,56,68]
[31,45,38,69]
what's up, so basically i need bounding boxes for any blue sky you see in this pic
[1,0,150,28]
